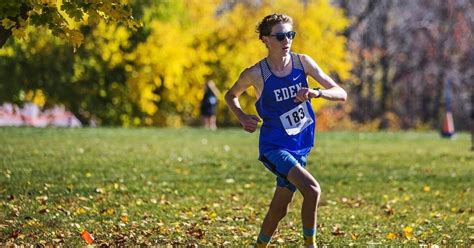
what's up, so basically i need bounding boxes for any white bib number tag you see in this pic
[279,103,313,135]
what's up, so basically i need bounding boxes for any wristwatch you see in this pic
[313,87,322,98]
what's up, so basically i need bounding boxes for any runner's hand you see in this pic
[239,114,261,133]
[294,88,317,102]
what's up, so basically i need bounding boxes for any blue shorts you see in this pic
[259,149,307,192]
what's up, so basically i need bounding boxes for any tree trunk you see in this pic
[379,0,392,129]
[367,62,376,120]
[0,27,12,48]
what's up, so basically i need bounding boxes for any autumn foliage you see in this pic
[125,0,352,127]
[0,0,351,127]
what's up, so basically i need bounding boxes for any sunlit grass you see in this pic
[0,128,472,246]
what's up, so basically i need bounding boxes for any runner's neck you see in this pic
[266,54,291,73]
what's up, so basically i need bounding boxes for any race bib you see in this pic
[279,103,313,135]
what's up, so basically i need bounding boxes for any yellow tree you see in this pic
[127,0,219,126]
[0,0,138,48]
[209,3,269,124]
[115,0,350,127]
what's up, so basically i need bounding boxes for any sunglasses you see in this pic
[269,31,296,41]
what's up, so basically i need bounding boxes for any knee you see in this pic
[303,185,321,202]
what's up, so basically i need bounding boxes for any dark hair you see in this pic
[256,13,293,40]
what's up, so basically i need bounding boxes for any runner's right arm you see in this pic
[225,68,261,133]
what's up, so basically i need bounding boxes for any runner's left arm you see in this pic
[297,54,347,102]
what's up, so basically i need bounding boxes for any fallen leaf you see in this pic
[35,195,48,205]
[11,229,21,239]
[186,224,205,239]
[209,212,217,220]
[81,230,94,244]
[331,224,345,236]
[387,232,397,240]
[381,204,395,215]
[38,208,49,214]
[100,208,115,215]
[403,226,413,239]
[74,207,87,215]
[351,233,359,240]
[121,213,129,223]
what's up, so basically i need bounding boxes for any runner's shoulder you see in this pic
[240,62,261,84]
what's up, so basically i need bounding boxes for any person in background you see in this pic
[200,80,221,130]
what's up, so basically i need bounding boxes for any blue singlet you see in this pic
[256,53,316,159]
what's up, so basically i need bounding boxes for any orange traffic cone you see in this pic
[441,111,455,138]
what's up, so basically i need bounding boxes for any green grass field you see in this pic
[0,128,472,246]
